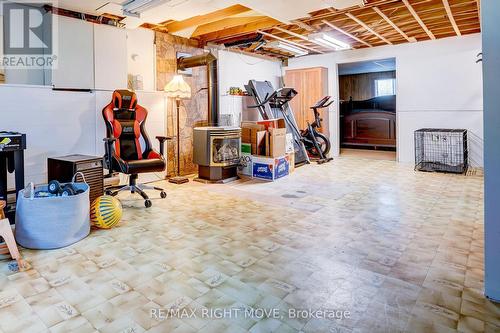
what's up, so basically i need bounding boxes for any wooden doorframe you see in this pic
[334,58,399,162]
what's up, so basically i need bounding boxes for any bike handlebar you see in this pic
[247,87,298,108]
[311,96,334,109]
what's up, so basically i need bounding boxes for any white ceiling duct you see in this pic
[123,0,188,17]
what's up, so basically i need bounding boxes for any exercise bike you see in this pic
[301,96,334,164]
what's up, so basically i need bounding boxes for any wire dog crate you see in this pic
[414,129,468,174]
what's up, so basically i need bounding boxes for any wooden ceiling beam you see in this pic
[442,0,462,36]
[402,0,436,40]
[302,0,402,23]
[166,4,251,33]
[309,1,478,28]
[372,6,413,42]
[272,26,327,50]
[256,30,324,54]
[345,12,392,45]
[226,48,280,61]
[290,20,316,32]
[322,19,372,47]
[199,17,280,43]
[191,16,266,38]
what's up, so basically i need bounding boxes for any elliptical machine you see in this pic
[301,96,334,164]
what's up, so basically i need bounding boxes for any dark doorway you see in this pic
[338,58,397,160]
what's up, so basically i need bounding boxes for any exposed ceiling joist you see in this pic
[200,17,280,42]
[272,26,326,49]
[402,0,436,40]
[321,19,372,47]
[226,48,279,62]
[180,0,478,59]
[291,20,316,32]
[256,30,324,53]
[372,6,413,42]
[442,0,462,36]
[246,41,263,52]
[345,12,392,45]
[191,16,266,38]
[166,4,251,33]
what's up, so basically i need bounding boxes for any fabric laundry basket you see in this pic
[15,176,91,250]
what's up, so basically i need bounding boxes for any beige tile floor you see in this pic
[340,148,397,161]
[0,156,497,333]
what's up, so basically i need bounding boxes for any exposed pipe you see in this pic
[177,52,219,126]
[207,60,218,126]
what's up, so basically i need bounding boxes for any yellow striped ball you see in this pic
[90,195,123,229]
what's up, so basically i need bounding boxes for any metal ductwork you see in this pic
[177,52,219,126]
[223,34,263,48]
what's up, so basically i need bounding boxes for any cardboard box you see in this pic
[285,133,294,153]
[241,123,265,144]
[269,127,286,157]
[242,119,287,157]
[286,152,295,173]
[252,155,290,181]
[256,130,267,155]
[242,119,285,131]
[256,118,286,130]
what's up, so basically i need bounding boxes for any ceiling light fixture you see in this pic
[271,42,308,56]
[311,33,350,51]
[314,37,341,50]
[322,34,350,49]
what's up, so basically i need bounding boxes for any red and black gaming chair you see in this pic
[102,90,170,208]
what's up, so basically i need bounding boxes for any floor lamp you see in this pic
[164,75,191,184]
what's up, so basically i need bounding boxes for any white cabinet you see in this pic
[126,28,155,91]
[46,15,94,89]
[93,24,128,90]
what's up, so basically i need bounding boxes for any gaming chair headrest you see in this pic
[112,90,137,110]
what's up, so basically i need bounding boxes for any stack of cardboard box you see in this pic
[239,119,291,181]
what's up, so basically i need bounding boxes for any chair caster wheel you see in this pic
[160,191,167,199]
[145,199,152,208]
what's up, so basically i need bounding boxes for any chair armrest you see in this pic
[103,137,117,175]
[155,136,172,156]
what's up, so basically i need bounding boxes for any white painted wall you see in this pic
[126,28,156,91]
[287,34,484,166]
[0,16,162,188]
[218,50,282,126]
[0,85,167,186]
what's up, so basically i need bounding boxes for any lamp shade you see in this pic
[164,75,191,99]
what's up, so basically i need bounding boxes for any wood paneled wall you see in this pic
[339,71,396,101]
[156,32,209,176]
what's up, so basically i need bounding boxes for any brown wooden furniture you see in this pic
[0,200,27,270]
[340,95,396,149]
[285,67,329,137]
